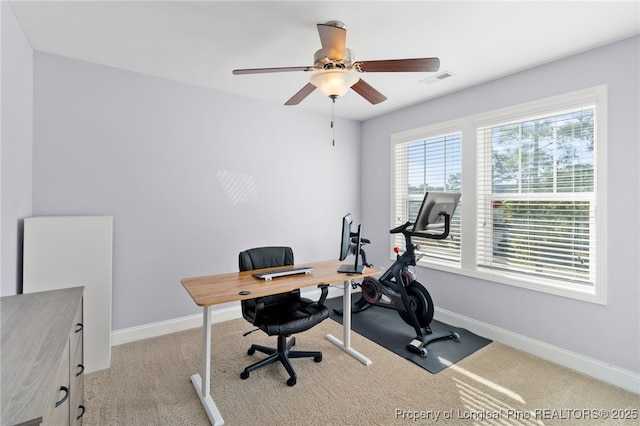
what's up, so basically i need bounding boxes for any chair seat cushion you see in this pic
[258,298,330,336]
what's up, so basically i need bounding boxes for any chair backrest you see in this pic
[239,247,297,324]
[238,246,294,271]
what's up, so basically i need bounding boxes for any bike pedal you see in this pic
[408,338,423,349]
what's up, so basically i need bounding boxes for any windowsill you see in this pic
[413,258,605,305]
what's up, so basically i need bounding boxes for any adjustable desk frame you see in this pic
[181,259,379,425]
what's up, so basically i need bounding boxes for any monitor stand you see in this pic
[338,264,365,274]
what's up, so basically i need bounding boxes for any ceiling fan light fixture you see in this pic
[310,70,359,98]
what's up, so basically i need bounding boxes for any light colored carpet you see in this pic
[85,317,638,425]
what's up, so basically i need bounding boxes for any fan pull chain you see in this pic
[331,96,336,146]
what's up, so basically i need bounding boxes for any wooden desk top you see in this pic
[181,259,379,307]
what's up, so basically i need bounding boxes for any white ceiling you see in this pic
[9,1,640,121]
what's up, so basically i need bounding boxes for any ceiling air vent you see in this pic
[420,71,453,85]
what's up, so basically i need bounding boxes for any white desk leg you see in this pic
[190,306,225,425]
[326,280,372,366]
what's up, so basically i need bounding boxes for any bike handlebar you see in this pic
[390,222,412,234]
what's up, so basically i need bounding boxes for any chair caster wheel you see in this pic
[287,377,297,386]
[452,332,461,342]
[314,355,322,362]
[240,371,249,380]
[247,348,255,355]
[419,348,428,358]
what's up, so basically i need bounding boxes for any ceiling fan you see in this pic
[232,21,440,106]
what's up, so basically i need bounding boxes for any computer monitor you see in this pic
[338,213,365,274]
[412,192,461,233]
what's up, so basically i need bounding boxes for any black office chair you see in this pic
[238,246,330,386]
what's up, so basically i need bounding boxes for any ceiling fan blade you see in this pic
[351,79,387,105]
[353,58,440,73]
[284,83,316,105]
[233,66,314,75]
[317,22,346,61]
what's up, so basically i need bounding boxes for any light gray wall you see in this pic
[32,52,362,330]
[361,36,640,373]
[1,1,33,296]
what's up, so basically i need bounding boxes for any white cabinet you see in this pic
[23,216,113,373]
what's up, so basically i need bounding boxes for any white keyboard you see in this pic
[252,267,313,281]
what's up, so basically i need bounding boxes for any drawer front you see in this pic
[70,300,83,358]
[70,374,85,425]
[71,336,85,425]
[43,340,71,425]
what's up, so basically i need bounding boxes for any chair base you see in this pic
[240,335,322,386]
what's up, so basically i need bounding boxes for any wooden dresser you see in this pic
[1,287,85,425]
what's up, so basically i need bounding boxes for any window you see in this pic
[392,131,462,263]
[391,86,606,303]
[477,107,596,285]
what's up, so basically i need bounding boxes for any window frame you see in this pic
[390,85,607,304]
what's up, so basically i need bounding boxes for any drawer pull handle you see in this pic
[77,405,86,420]
[76,364,85,376]
[75,323,84,333]
[55,386,69,407]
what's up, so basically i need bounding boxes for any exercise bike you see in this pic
[338,192,462,357]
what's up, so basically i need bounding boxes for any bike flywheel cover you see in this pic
[361,277,382,304]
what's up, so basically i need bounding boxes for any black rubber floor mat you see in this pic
[325,295,492,374]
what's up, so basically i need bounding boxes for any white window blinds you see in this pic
[476,106,596,285]
[392,132,462,262]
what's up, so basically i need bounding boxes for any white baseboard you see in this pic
[434,307,640,394]
[111,305,243,346]
[110,294,639,394]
